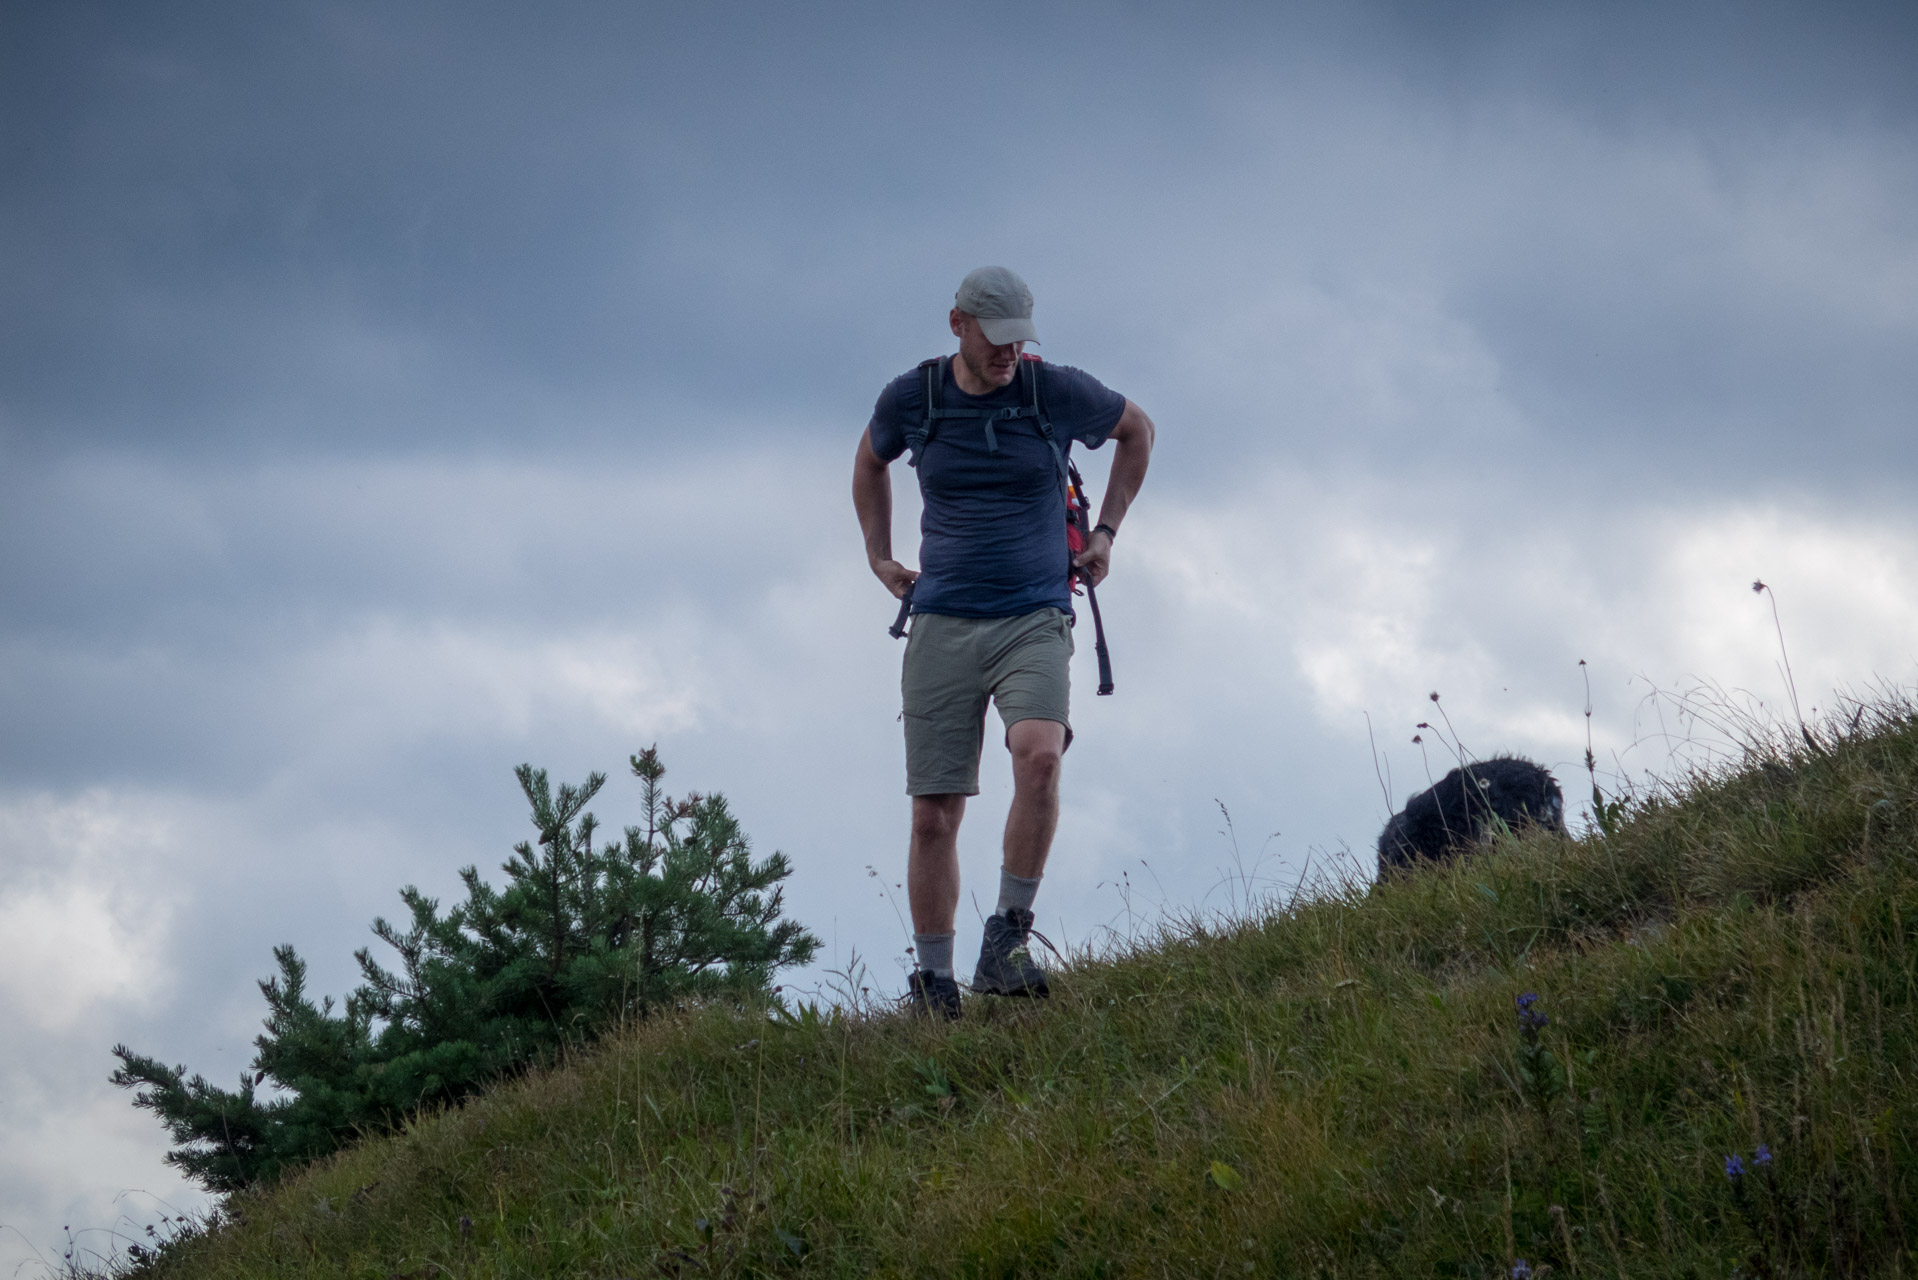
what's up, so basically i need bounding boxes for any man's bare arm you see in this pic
[1072,399,1156,587]
[852,428,917,599]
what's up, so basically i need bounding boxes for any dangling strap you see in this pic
[1067,457,1115,695]
[1084,576,1115,696]
[888,581,914,639]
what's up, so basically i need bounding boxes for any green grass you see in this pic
[120,702,1918,1278]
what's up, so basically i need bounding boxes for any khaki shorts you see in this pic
[902,607,1074,796]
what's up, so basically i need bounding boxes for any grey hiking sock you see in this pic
[912,932,956,978]
[996,868,1042,915]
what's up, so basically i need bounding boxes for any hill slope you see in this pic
[123,706,1918,1278]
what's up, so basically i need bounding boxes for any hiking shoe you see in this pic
[971,907,1050,998]
[905,969,962,1020]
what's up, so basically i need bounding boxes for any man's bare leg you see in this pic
[1003,718,1066,879]
[970,717,1065,996]
[908,794,966,935]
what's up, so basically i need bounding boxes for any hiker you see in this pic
[851,266,1156,1018]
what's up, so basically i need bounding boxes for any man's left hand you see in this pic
[1073,529,1113,588]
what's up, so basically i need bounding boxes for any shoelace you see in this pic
[1002,915,1062,964]
[1024,926,1063,961]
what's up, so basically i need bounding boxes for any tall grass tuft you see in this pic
[94,695,1918,1278]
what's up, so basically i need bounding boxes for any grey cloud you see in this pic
[0,450,852,795]
[5,1,1913,480]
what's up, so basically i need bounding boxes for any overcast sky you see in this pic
[4,1,1916,1271]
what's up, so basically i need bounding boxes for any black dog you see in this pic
[1376,756,1566,880]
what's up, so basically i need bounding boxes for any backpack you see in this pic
[888,354,1115,696]
[903,353,1063,477]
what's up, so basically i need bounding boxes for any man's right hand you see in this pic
[873,559,919,599]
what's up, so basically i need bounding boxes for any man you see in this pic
[851,266,1156,1019]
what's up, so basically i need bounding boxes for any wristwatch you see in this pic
[1093,523,1119,542]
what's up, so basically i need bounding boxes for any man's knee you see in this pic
[1008,720,1065,788]
[911,795,966,843]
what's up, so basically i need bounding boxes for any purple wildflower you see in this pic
[1725,1153,1746,1180]
[1512,1261,1533,1280]
[1754,1144,1772,1167]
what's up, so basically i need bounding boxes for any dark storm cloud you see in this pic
[0,0,1120,453]
[4,0,1913,473]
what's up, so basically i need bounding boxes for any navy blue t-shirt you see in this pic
[868,357,1126,618]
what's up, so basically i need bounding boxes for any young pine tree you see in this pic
[111,747,817,1192]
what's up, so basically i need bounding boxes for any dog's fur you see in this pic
[1376,755,1566,881]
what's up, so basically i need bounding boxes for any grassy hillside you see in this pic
[118,704,1918,1278]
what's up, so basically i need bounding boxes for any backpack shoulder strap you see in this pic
[903,356,945,469]
[1024,356,1067,480]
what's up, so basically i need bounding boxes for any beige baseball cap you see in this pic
[955,266,1040,346]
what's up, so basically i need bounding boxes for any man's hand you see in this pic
[1072,530,1112,589]
[873,558,919,599]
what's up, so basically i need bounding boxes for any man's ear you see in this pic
[949,308,968,339]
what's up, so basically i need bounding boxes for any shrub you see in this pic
[110,747,817,1192]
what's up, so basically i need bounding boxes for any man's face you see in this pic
[950,309,1024,389]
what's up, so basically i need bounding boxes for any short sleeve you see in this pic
[1042,364,1127,449]
[866,371,920,463]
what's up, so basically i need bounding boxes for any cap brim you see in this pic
[977,315,1039,346]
